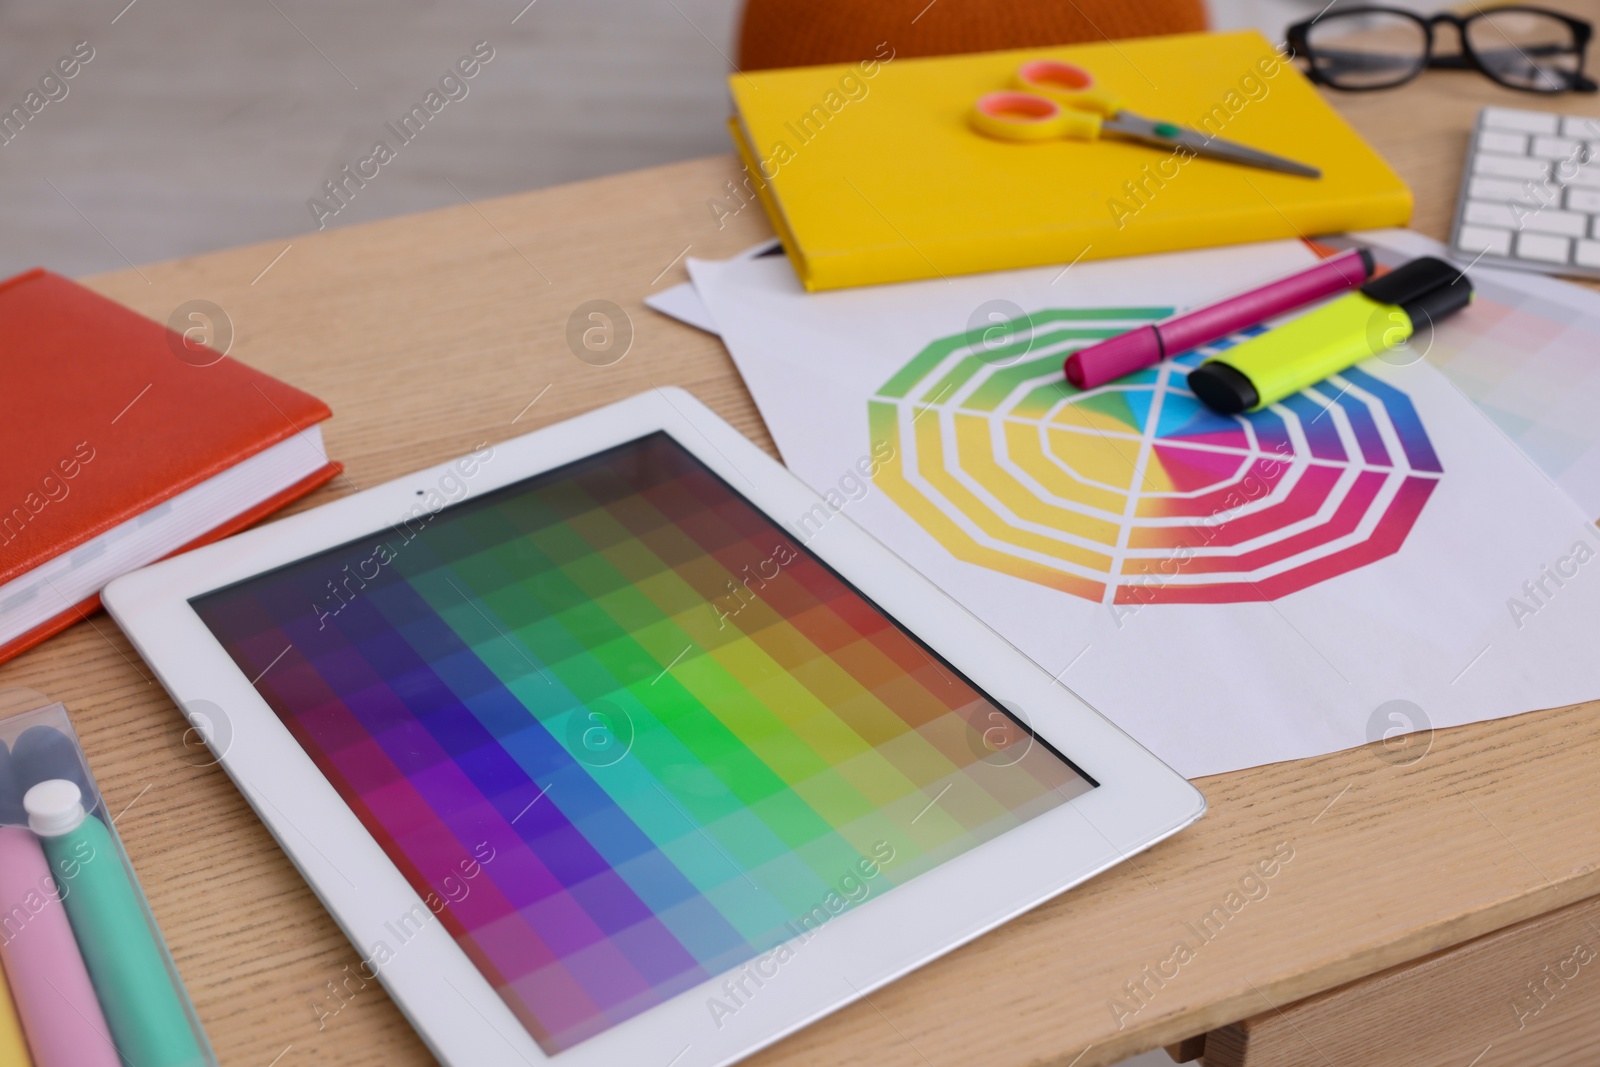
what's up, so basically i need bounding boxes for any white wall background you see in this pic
[0,0,745,276]
[0,0,1396,279]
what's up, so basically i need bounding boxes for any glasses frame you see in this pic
[1287,4,1598,94]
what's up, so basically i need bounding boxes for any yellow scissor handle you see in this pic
[970,91,1103,141]
[1013,59,1124,116]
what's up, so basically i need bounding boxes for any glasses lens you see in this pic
[1466,10,1581,92]
[1304,10,1429,89]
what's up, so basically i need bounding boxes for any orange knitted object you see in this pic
[737,0,1210,71]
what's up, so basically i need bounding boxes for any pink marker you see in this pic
[0,827,121,1067]
[1064,248,1376,389]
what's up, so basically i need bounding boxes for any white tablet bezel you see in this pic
[103,387,1204,1067]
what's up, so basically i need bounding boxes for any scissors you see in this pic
[970,59,1321,179]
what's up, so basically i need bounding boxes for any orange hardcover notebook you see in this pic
[0,269,341,663]
[728,31,1412,290]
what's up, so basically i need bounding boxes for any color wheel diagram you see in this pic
[867,308,1445,605]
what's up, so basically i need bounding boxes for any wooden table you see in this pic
[6,63,1600,1067]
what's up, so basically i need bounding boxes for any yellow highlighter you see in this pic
[0,962,32,1067]
[1187,257,1473,414]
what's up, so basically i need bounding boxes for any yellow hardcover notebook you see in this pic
[728,31,1411,291]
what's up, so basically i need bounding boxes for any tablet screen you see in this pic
[191,432,1093,1054]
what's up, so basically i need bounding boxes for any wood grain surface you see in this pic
[1203,892,1600,1067]
[4,62,1599,1067]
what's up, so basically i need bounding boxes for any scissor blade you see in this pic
[1103,113,1322,179]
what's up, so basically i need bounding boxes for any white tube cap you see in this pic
[24,779,87,837]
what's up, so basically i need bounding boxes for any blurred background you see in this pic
[0,0,1442,278]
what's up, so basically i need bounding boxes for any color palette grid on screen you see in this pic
[869,310,1444,604]
[191,433,1089,1054]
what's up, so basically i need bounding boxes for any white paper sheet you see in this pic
[644,280,722,334]
[690,242,1600,778]
[660,235,1600,524]
[1335,228,1600,520]
[645,240,781,335]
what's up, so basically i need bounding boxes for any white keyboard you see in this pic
[1450,106,1600,279]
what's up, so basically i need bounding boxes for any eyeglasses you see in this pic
[1287,5,1597,93]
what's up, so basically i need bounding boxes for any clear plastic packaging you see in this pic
[0,687,216,1067]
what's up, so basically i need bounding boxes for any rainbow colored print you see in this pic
[868,310,1443,604]
[191,434,1089,1053]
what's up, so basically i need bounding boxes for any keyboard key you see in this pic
[1475,153,1551,179]
[1567,188,1600,213]
[1453,107,1600,280]
[1524,209,1589,237]
[1457,225,1512,257]
[1564,162,1600,188]
[1553,155,1590,184]
[1517,232,1571,263]
[1462,200,1583,235]
[1531,136,1585,159]
[1561,115,1600,139]
[1465,199,1518,227]
[1468,176,1531,201]
[1484,107,1559,134]
[1479,130,1528,154]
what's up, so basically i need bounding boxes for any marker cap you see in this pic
[1360,256,1463,306]
[1186,360,1259,415]
[23,778,88,837]
[1064,325,1161,388]
[13,724,96,808]
[1399,271,1474,326]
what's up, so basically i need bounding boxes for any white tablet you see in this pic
[103,388,1203,1067]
